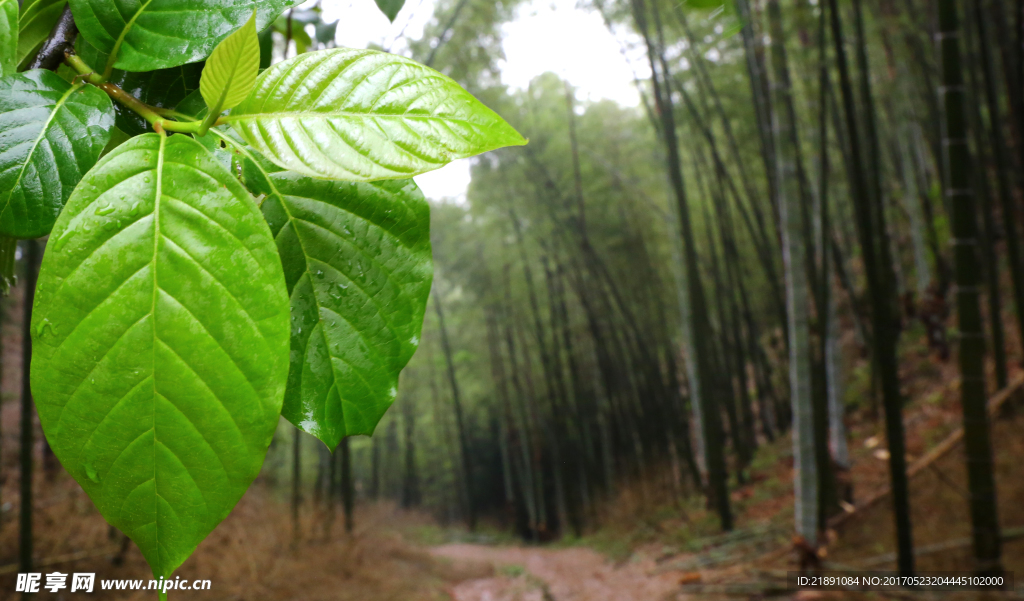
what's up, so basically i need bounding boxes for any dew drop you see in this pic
[94,202,115,216]
[85,463,100,484]
[34,319,55,339]
[51,234,68,252]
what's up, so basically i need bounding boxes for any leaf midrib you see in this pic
[149,132,165,566]
[222,111,493,127]
[105,0,154,71]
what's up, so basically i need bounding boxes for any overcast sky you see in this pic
[321,0,647,201]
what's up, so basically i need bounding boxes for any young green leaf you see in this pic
[0,70,115,238]
[253,163,432,448]
[225,48,527,181]
[68,0,295,72]
[31,133,290,580]
[200,10,260,117]
[374,0,404,23]
[0,0,17,75]
[16,0,64,65]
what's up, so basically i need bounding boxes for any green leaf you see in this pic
[0,0,17,76]
[292,25,312,55]
[68,0,296,72]
[16,0,57,64]
[258,27,274,70]
[31,133,290,579]
[314,19,337,46]
[374,0,404,22]
[0,69,115,238]
[201,11,260,116]
[17,0,64,66]
[248,152,431,447]
[225,48,527,182]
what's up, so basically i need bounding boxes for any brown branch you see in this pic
[28,5,77,71]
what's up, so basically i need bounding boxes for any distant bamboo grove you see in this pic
[295,0,1022,578]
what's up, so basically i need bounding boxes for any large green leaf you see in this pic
[200,10,260,116]
[0,69,115,238]
[17,0,64,65]
[31,133,290,579]
[0,0,16,75]
[225,48,527,181]
[68,0,295,72]
[248,151,431,447]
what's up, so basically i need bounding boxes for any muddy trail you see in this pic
[432,543,683,601]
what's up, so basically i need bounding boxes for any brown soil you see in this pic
[431,543,683,601]
[0,485,486,600]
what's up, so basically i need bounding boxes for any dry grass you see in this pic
[0,481,489,600]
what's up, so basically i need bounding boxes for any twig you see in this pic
[424,0,471,68]
[27,5,77,71]
[64,51,205,134]
[830,374,1024,529]
[675,582,791,597]
[853,525,1024,567]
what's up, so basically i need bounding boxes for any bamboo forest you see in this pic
[2,0,1024,598]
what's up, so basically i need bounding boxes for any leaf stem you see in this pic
[64,51,204,135]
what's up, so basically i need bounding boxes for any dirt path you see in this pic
[431,544,683,601]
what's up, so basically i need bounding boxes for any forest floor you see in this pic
[4,282,1024,599]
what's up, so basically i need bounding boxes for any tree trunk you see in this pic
[963,4,1009,390]
[631,0,732,530]
[767,0,818,546]
[292,428,302,544]
[434,290,477,531]
[975,0,1024,368]
[20,239,39,573]
[340,437,354,535]
[401,399,420,508]
[938,0,1003,576]
[829,0,915,575]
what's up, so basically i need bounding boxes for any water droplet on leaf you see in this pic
[85,463,100,483]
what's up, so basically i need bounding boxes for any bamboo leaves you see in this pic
[31,133,290,579]
[0,70,115,238]
[225,48,527,181]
